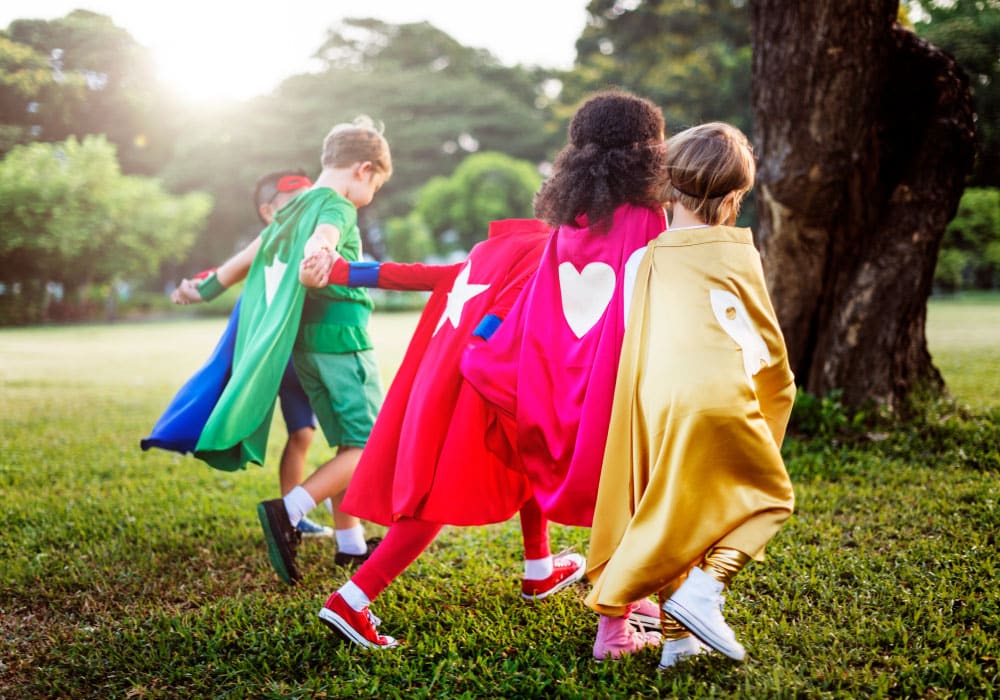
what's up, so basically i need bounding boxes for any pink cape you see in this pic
[461,204,667,526]
[341,220,550,526]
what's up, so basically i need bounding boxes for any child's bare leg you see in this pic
[257,446,367,584]
[299,445,361,504]
[296,447,372,559]
[278,427,312,494]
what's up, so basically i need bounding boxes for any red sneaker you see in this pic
[318,592,399,649]
[521,553,586,601]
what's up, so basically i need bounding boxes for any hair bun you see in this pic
[569,91,662,148]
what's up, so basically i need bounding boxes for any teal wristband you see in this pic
[196,272,226,301]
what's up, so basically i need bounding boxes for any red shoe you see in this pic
[317,592,399,649]
[521,553,586,601]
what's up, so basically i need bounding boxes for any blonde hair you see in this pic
[663,122,755,226]
[321,115,393,180]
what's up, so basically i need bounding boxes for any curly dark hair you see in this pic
[534,89,666,232]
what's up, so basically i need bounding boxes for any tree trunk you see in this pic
[750,0,975,410]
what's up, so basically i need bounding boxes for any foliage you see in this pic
[0,35,67,154]
[906,0,1000,186]
[383,211,437,262]
[414,151,542,252]
[934,247,972,291]
[0,136,211,324]
[562,0,753,134]
[1,10,179,175]
[934,187,1000,290]
[788,389,869,440]
[555,0,757,226]
[160,19,557,276]
[0,314,997,698]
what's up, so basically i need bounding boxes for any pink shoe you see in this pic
[592,613,662,660]
[626,597,660,633]
[521,553,586,601]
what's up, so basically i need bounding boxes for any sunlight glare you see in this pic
[136,5,327,104]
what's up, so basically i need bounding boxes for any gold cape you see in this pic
[585,225,796,615]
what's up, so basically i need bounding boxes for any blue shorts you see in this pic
[278,360,316,434]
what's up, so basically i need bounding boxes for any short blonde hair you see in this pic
[663,122,755,226]
[321,115,393,180]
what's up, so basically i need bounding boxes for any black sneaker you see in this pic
[334,537,382,567]
[257,499,302,585]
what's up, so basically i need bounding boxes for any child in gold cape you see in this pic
[585,122,796,670]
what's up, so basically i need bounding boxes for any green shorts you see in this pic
[291,349,383,449]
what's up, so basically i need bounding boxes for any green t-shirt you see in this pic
[292,188,374,354]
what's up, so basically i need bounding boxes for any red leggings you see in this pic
[352,496,550,601]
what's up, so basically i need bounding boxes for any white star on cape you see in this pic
[264,258,287,307]
[434,261,490,335]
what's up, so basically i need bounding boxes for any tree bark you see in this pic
[750,0,976,410]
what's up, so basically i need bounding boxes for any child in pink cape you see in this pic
[461,89,669,660]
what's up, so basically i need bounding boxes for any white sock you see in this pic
[323,498,334,516]
[338,580,371,612]
[336,524,367,555]
[282,486,316,527]
[524,556,553,581]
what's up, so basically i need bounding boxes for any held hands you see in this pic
[171,278,204,305]
[300,248,335,288]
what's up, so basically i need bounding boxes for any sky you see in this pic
[0,1,590,102]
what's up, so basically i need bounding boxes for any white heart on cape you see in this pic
[558,261,616,338]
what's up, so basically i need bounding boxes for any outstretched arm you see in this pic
[323,258,463,291]
[171,235,262,304]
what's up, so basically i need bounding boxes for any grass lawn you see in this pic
[1,300,998,698]
[926,292,1000,410]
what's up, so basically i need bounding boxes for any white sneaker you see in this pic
[662,567,746,661]
[657,635,710,669]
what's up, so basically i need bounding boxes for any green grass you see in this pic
[927,292,1000,410]
[1,302,998,698]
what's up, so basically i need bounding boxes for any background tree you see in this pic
[160,19,556,274]
[0,35,68,155]
[559,0,756,223]
[383,211,436,262]
[751,0,976,410]
[935,188,1000,290]
[906,0,1000,187]
[414,151,542,253]
[0,136,211,324]
[563,0,752,134]
[2,11,178,175]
